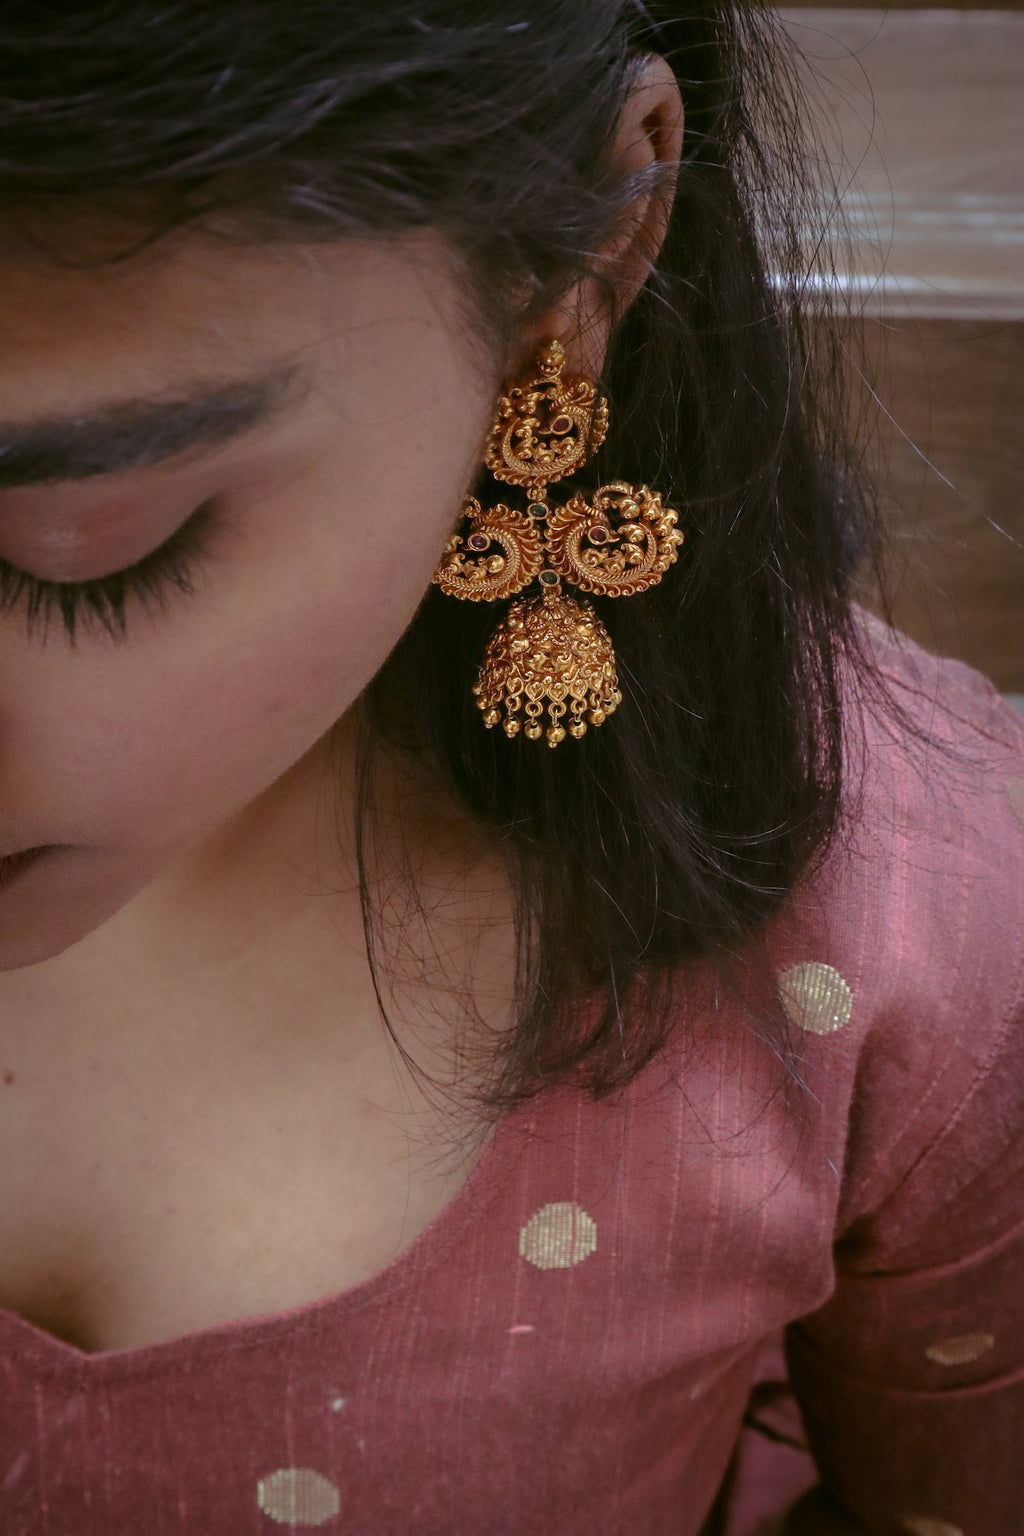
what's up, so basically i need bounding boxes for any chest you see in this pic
[0,1039,486,1355]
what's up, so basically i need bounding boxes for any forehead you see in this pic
[0,231,456,418]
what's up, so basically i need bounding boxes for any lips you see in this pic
[0,846,56,887]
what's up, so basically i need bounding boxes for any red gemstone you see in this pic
[549,414,571,433]
[467,533,489,551]
[588,525,610,544]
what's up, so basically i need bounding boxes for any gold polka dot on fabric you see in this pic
[256,1468,341,1526]
[1006,776,1024,827]
[519,1201,597,1270]
[925,1332,995,1366]
[777,962,854,1035]
[901,1519,964,1536]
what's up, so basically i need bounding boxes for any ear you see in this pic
[522,54,684,381]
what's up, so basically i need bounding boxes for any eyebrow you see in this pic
[0,367,304,488]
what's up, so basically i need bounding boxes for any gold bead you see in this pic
[503,717,521,737]
[546,726,566,747]
[589,707,606,726]
[483,708,501,728]
[569,721,587,739]
[524,722,543,741]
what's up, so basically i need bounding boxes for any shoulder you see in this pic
[868,602,1018,729]
[767,615,1024,1245]
[826,609,1023,938]
[841,615,1024,968]
[840,614,1024,947]
[848,606,1023,828]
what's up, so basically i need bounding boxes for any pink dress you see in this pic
[3,624,1023,1535]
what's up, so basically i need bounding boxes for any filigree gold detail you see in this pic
[545,482,684,595]
[484,338,609,490]
[432,338,685,743]
[432,498,545,602]
[472,584,622,747]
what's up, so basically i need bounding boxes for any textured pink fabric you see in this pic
[3,625,1023,1535]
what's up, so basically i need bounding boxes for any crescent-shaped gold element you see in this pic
[545,482,684,596]
[484,339,609,490]
[432,499,545,602]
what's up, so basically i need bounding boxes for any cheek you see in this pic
[4,469,456,856]
[154,557,418,815]
[1,312,490,864]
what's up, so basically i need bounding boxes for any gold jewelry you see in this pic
[433,339,683,747]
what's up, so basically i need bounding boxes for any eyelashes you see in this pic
[0,501,217,643]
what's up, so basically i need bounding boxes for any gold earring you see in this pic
[432,339,683,747]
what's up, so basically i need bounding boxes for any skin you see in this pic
[0,232,499,968]
[0,56,683,974]
[0,61,684,1351]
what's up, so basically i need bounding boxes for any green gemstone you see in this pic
[528,502,547,517]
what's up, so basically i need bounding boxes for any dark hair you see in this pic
[0,2,878,1115]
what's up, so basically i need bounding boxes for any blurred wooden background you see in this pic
[778,6,1024,692]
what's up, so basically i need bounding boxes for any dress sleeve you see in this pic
[770,646,1024,1536]
[782,946,1024,1536]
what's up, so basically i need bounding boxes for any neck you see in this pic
[0,714,516,1113]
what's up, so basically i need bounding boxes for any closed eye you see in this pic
[0,499,218,644]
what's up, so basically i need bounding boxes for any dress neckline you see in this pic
[0,1099,533,1382]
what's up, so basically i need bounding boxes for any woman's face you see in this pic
[0,231,499,970]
